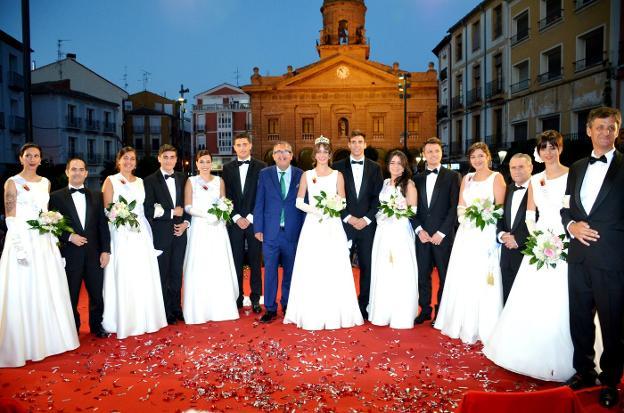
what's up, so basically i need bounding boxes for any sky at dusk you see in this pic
[1,0,478,99]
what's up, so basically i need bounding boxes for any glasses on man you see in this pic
[273,150,292,155]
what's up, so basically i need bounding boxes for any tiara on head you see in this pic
[315,135,330,145]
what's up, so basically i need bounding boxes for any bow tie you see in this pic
[69,187,85,194]
[589,155,607,164]
[425,169,438,175]
[351,160,363,165]
[237,160,250,166]
[512,185,526,192]
[164,174,174,180]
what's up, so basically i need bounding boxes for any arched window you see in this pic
[338,117,349,138]
[338,20,349,44]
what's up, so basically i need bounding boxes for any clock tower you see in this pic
[317,0,370,60]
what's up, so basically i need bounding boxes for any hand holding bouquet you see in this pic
[106,196,140,231]
[522,229,568,270]
[463,198,503,231]
[208,197,234,222]
[313,190,346,221]
[27,210,74,238]
[378,187,415,219]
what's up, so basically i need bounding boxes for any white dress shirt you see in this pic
[580,148,615,213]
[69,185,86,229]
[497,179,529,242]
[415,165,445,239]
[161,169,177,219]
[343,156,371,226]
[233,157,254,224]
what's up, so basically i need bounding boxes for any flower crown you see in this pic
[315,135,330,145]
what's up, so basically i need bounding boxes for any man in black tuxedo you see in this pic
[497,153,532,305]
[561,107,624,408]
[144,144,189,325]
[222,133,266,313]
[412,137,461,324]
[333,130,383,320]
[49,158,110,338]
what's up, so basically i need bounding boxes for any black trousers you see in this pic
[416,239,451,317]
[500,248,524,305]
[156,233,187,318]
[349,225,375,314]
[568,262,624,386]
[229,223,263,304]
[64,249,104,332]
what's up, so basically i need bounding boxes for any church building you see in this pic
[241,0,438,162]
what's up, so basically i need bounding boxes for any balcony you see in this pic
[485,78,504,100]
[451,95,464,112]
[267,133,280,141]
[103,152,115,162]
[511,29,529,46]
[437,105,448,119]
[439,67,447,81]
[85,119,100,132]
[407,132,419,141]
[86,153,102,165]
[132,125,145,134]
[149,126,161,135]
[467,87,482,107]
[484,134,503,150]
[538,10,563,31]
[449,140,463,157]
[67,151,85,160]
[538,69,563,84]
[510,79,530,94]
[195,124,206,133]
[192,102,251,111]
[371,133,384,141]
[9,115,25,133]
[7,71,24,91]
[575,0,597,10]
[574,55,604,72]
[66,116,82,129]
[103,122,116,134]
[302,133,315,141]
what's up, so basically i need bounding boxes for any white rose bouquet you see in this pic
[378,187,415,219]
[313,190,346,221]
[462,197,503,231]
[522,229,568,270]
[208,196,234,222]
[106,196,140,231]
[27,210,75,238]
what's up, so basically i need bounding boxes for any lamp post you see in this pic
[178,84,189,174]
[398,72,412,154]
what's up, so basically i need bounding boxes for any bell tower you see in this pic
[317,0,370,60]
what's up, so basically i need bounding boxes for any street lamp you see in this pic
[178,84,189,174]
[398,72,412,154]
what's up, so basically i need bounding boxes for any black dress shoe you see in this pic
[600,386,619,408]
[167,316,177,325]
[92,328,110,338]
[414,313,432,325]
[565,373,597,390]
[282,305,287,315]
[260,311,277,323]
[175,313,185,323]
[252,302,262,314]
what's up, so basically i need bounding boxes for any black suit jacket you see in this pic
[333,158,383,224]
[497,183,530,265]
[412,167,461,239]
[222,158,267,220]
[143,170,189,246]
[49,187,111,259]
[561,150,624,271]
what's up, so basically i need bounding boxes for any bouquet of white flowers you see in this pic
[313,190,346,221]
[27,210,74,238]
[106,196,140,231]
[208,196,234,222]
[463,198,503,231]
[378,187,415,219]
[522,229,568,270]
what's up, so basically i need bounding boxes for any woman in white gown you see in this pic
[101,147,167,339]
[182,150,239,323]
[368,150,419,329]
[0,144,79,367]
[284,136,364,330]
[483,131,576,381]
[434,142,506,344]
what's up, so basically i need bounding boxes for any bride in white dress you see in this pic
[182,150,239,323]
[434,142,506,344]
[368,150,419,329]
[101,147,167,339]
[0,144,79,367]
[483,131,575,381]
[284,137,364,330]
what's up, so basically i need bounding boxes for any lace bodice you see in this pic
[305,169,338,199]
[531,171,568,234]
[462,172,499,205]
[9,175,50,221]
[189,175,221,211]
[109,173,146,219]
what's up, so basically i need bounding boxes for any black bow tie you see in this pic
[237,160,250,166]
[512,185,526,192]
[425,169,438,175]
[164,174,174,180]
[69,187,85,194]
[351,160,363,165]
[589,155,607,164]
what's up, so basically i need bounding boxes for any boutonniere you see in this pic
[312,176,317,184]
[23,184,30,191]
[540,179,546,187]
[119,178,127,185]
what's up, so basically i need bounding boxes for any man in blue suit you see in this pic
[254,141,305,323]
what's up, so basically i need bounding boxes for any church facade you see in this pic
[241,0,438,162]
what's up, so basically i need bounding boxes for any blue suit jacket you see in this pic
[253,165,305,243]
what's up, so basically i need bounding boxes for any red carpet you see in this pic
[0,269,618,412]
